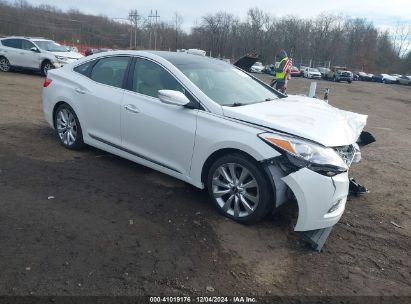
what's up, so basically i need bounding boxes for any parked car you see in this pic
[304,67,321,79]
[372,74,397,84]
[357,72,373,81]
[262,64,275,75]
[290,66,301,77]
[299,65,307,76]
[396,75,411,85]
[250,61,265,73]
[42,50,368,242]
[317,67,330,79]
[0,36,83,76]
[326,66,353,83]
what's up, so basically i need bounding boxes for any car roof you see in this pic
[1,36,48,40]
[149,50,229,66]
[88,50,231,67]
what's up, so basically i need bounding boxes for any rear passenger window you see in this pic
[90,56,130,88]
[132,58,184,98]
[74,60,95,76]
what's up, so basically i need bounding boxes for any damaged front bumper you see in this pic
[266,164,349,231]
[282,168,349,231]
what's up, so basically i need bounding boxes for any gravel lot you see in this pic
[0,70,410,297]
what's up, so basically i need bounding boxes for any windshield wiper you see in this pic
[227,98,276,107]
[227,102,246,107]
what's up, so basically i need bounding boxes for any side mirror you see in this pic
[30,47,39,53]
[158,90,190,106]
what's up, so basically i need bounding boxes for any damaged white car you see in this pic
[42,51,371,248]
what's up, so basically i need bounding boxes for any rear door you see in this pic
[72,55,131,147]
[0,38,23,66]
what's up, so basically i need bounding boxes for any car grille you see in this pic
[339,72,351,77]
[333,145,356,167]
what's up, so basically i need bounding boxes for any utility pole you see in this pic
[128,10,141,49]
[148,9,160,50]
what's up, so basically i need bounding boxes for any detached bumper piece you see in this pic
[300,227,333,251]
[349,178,369,196]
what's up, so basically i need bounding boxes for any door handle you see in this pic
[124,104,140,114]
[75,88,86,94]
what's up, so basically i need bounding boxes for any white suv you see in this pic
[0,37,83,76]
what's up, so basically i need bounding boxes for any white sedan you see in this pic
[42,50,367,235]
[304,67,322,79]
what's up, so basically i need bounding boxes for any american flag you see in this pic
[284,57,293,72]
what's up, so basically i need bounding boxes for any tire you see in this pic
[41,60,53,76]
[54,104,85,150]
[348,80,352,84]
[206,153,274,224]
[0,56,11,72]
[382,79,387,84]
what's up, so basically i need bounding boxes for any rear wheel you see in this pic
[0,57,11,72]
[207,153,274,224]
[54,104,85,150]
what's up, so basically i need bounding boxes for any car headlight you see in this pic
[55,55,68,62]
[258,132,348,176]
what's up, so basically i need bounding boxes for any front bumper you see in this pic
[308,74,321,79]
[336,76,353,81]
[268,165,349,231]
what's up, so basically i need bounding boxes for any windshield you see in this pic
[34,40,68,52]
[309,68,319,72]
[174,61,280,106]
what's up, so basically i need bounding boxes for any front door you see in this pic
[121,57,198,176]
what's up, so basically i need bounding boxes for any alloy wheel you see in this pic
[56,108,77,146]
[211,163,260,218]
[0,58,10,72]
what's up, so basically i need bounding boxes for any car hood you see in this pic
[49,51,84,59]
[222,95,367,147]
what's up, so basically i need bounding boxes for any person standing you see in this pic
[274,50,292,94]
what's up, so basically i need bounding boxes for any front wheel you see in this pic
[0,57,11,72]
[207,154,274,224]
[41,60,53,76]
[54,104,85,150]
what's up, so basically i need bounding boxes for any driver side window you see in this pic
[132,58,184,98]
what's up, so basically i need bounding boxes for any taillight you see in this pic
[43,78,52,88]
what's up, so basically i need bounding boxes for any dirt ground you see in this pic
[0,70,410,298]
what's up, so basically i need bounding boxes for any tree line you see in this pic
[1,0,410,73]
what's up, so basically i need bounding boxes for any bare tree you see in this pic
[391,23,411,57]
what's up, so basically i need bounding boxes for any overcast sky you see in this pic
[26,0,411,31]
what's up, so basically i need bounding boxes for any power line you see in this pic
[148,9,160,50]
[128,9,141,49]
